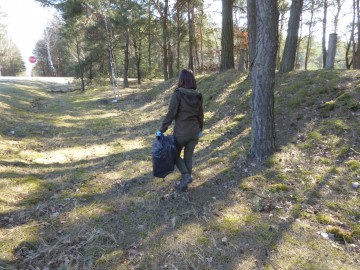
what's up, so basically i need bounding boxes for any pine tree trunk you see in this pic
[305,1,315,70]
[347,0,356,69]
[199,3,204,73]
[188,2,194,71]
[295,16,303,68]
[168,40,174,78]
[353,0,360,68]
[279,0,303,73]
[73,28,85,91]
[322,0,328,68]
[123,28,129,88]
[176,7,181,74]
[276,11,285,70]
[250,0,278,161]
[148,0,152,79]
[247,0,257,71]
[104,16,117,97]
[192,4,200,72]
[162,0,169,80]
[134,37,142,84]
[239,48,246,72]
[346,40,353,69]
[220,0,234,72]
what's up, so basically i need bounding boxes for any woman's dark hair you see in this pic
[178,69,197,90]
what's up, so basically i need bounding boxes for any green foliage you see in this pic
[316,213,333,225]
[345,160,360,171]
[326,226,354,243]
[268,183,290,193]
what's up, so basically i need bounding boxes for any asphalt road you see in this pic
[0,76,73,84]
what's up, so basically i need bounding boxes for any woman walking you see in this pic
[157,69,204,191]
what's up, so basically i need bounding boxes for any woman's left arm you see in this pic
[159,92,180,133]
[199,94,204,131]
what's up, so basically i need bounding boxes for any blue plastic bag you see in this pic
[152,134,179,178]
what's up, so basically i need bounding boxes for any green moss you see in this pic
[287,98,301,109]
[329,166,341,174]
[316,213,333,225]
[265,156,281,167]
[219,215,243,236]
[269,183,290,193]
[308,131,323,142]
[326,226,353,243]
[349,102,359,112]
[96,249,125,265]
[321,100,336,112]
[239,182,254,191]
[319,157,331,164]
[300,211,311,219]
[290,204,302,216]
[233,114,245,122]
[345,160,360,171]
[197,236,211,246]
[351,224,360,239]
[325,201,338,210]
[337,92,352,102]
[336,145,351,156]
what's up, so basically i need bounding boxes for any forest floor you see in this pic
[0,70,359,270]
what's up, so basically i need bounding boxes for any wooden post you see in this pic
[325,33,337,69]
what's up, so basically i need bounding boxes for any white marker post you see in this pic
[28,56,36,78]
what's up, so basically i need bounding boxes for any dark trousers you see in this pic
[174,135,199,175]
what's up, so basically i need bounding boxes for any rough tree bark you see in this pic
[279,0,303,73]
[353,0,360,68]
[304,0,315,70]
[276,1,288,70]
[322,0,328,68]
[188,1,194,71]
[247,0,257,71]
[199,2,204,73]
[176,4,181,74]
[346,0,356,69]
[123,27,129,88]
[104,15,118,97]
[239,49,246,72]
[148,0,152,79]
[250,0,278,161]
[162,0,169,80]
[220,0,234,72]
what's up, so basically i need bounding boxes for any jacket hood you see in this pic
[177,88,202,107]
[178,87,201,97]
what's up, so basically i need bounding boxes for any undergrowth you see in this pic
[0,69,359,270]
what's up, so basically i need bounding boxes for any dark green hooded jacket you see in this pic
[160,88,204,136]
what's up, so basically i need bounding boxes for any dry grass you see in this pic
[0,70,359,270]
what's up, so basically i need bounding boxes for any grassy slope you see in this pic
[0,70,359,270]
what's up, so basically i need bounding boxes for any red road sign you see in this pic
[29,56,36,63]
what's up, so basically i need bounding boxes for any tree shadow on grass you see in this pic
[2,71,359,269]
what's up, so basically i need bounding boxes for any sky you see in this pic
[0,0,55,76]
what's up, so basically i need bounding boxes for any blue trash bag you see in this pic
[152,134,179,178]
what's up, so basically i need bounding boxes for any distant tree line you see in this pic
[32,0,355,87]
[31,0,358,161]
[0,12,25,76]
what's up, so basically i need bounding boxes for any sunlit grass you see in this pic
[0,71,359,269]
